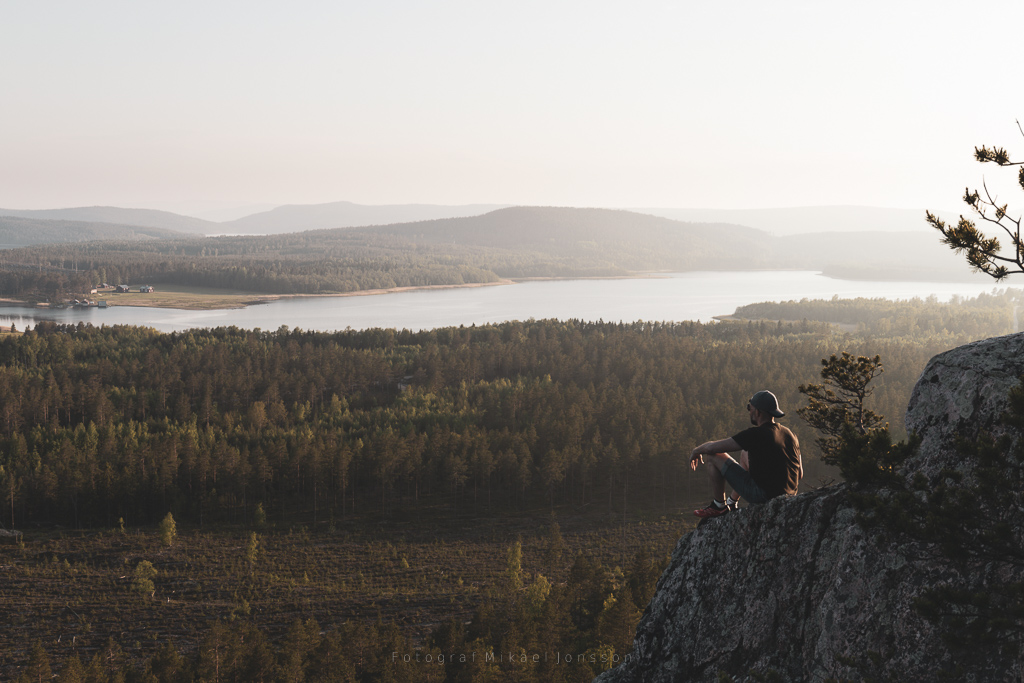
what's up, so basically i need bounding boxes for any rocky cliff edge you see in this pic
[595,332,1024,682]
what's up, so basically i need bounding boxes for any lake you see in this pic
[0,271,1017,333]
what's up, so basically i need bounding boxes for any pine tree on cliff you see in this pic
[906,124,1024,674]
[801,349,1024,675]
[797,352,885,466]
[927,121,1024,280]
[845,386,1024,675]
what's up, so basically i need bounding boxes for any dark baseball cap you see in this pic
[749,390,784,417]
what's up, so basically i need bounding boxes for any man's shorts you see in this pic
[718,456,770,504]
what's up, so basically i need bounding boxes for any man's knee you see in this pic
[704,453,726,472]
[709,453,738,475]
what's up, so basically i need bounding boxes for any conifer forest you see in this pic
[1,289,1020,681]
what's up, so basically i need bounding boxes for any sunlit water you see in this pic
[0,271,1017,333]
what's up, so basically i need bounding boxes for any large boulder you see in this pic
[595,332,1024,682]
[904,331,1024,479]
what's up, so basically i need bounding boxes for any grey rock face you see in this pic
[596,332,1024,683]
[904,331,1024,481]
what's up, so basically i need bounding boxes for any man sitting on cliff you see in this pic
[688,390,803,518]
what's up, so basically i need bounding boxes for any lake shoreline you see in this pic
[0,273,671,311]
[0,271,1011,334]
[0,283,517,311]
[714,314,860,332]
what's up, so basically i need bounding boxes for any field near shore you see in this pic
[84,281,517,311]
[91,285,274,310]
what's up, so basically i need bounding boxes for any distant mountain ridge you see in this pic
[374,205,762,244]
[367,206,765,268]
[634,205,962,235]
[0,215,187,248]
[0,202,967,240]
[0,206,216,234]
[0,203,991,284]
[221,200,509,234]
[364,207,988,281]
[0,205,995,297]
[0,202,510,240]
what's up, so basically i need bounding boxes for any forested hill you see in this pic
[0,206,215,234]
[0,205,990,299]
[376,206,763,245]
[0,207,770,298]
[0,215,188,248]
[374,206,767,271]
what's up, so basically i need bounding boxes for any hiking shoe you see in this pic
[726,500,739,512]
[694,501,730,518]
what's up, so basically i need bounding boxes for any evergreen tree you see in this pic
[505,539,524,595]
[17,641,51,683]
[132,560,158,597]
[55,655,85,683]
[145,642,190,683]
[927,121,1024,279]
[159,511,176,547]
[246,531,261,575]
[797,352,885,466]
[544,520,565,575]
[844,380,1024,676]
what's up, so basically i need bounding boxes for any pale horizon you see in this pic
[4,1,1024,216]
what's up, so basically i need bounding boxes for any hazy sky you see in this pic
[3,1,1024,215]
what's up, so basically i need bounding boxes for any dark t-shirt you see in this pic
[731,422,801,499]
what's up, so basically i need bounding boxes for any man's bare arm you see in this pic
[689,437,742,471]
[692,437,741,457]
